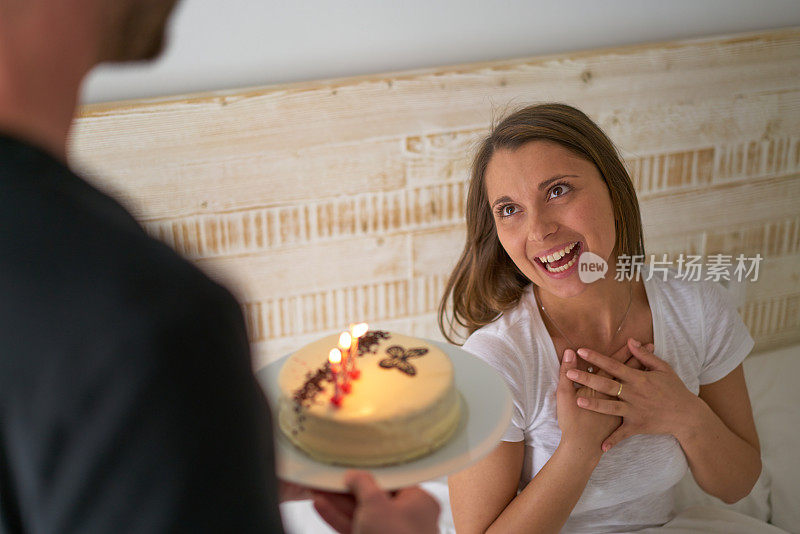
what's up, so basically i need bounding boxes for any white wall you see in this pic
[81,0,800,104]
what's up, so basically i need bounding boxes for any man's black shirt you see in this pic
[0,135,282,532]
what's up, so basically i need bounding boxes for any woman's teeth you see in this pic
[546,255,578,273]
[538,241,578,264]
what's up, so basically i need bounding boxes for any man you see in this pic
[0,1,438,532]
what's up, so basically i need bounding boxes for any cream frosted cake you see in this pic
[277,330,461,466]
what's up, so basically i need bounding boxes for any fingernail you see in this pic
[577,398,589,407]
[602,443,610,452]
[566,370,579,380]
[577,348,588,357]
[563,350,574,363]
[631,339,641,347]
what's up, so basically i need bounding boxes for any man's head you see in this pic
[0,0,181,159]
[96,0,181,63]
[0,0,179,63]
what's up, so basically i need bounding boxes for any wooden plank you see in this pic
[195,234,410,301]
[412,227,466,278]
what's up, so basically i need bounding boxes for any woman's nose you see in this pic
[527,214,557,242]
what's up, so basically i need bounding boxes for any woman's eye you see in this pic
[500,205,517,217]
[547,183,571,200]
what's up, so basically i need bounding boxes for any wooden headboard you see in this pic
[69,28,800,366]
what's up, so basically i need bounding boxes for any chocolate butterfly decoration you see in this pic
[379,345,429,376]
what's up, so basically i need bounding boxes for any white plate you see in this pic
[256,339,512,491]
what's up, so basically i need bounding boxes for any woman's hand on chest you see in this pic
[567,338,703,451]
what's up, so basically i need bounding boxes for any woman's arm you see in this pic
[449,440,525,533]
[450,438,605,534]
[572,340,761,504]
[680,364,761,503]
[449,350,618,534]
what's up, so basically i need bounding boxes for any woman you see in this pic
[439,103,761,533]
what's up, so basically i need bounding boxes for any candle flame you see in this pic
[351,322,369,338]
[338,332,352,350]
[329,348,342,365]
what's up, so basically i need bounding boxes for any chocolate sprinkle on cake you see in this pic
[357,330,390,356]
[292,363,332,407]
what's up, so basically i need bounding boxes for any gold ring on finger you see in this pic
[616,383,623,398]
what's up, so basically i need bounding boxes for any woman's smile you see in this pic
[533,240,583,277]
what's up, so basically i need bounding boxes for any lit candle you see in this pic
[328,348,343,406]
[338,332,353,393]
[349,322,369,378]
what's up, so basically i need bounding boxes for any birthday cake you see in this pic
[277,330,462,466]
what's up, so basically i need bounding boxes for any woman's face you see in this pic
[484,140,617,299]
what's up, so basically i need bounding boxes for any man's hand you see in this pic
[279,480,314,502]
[313,470,439,534]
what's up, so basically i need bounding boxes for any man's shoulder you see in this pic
[0,139,238,343]
[1,136,142,257]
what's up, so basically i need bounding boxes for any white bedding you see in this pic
[673,344,800,533]
[637,506,788,534]
[280,343,800,534]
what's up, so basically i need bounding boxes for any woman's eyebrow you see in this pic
[538,174,579,191]
[491,195,513,208]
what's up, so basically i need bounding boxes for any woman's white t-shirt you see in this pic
[462,273,754,534]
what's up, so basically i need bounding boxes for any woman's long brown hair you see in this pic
[438,103,645,344]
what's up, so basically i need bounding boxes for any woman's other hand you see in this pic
[591,342,645,380]
[570,338,703,451]
[557,349,621,456]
